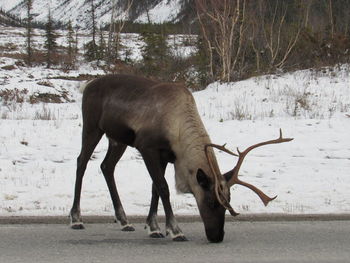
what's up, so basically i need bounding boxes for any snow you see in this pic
[135,0,181,23]
[0,0,181,28]
[0,0,22,11]
[1,25,350,218]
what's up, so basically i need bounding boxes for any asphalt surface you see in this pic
[0,219,349,263]
[1,213,350,224]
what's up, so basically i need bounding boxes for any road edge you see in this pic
[0,213,350,224]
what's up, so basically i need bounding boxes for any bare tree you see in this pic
[107,0,117,63]
[195,0,248,82]
[249,12,262,73]
[328,0,334,39]
[107,0,133,68]
[257,0,309,69]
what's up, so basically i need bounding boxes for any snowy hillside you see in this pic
[0,0,182,28]
[1,25,350,218]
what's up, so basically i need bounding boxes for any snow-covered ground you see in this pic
[1,26,350,218]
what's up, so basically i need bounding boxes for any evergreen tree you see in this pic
[84,0,99,62]
[44,9,58,68]
[84,41,99,62]
[66,20,76,67]
[140,29,170,77]
[90,0,97,47]
[67,20,75,56]
[194,36,213,86]
[25,0,33,66]
[97,27,106,62]
[75,26,79,55]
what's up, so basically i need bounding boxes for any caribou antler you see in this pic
[205,129,293,215]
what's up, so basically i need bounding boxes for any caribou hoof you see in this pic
[172,235,188,242]
[145,225,164,238]
[149,232,165,238]
[166,230,188,241]
[71,223,85,230]
[121,224,135,232]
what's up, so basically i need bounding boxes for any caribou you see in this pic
[70,74,293,243]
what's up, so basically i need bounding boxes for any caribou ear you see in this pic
[196,169,210,189]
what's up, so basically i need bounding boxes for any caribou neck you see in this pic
[172,107,222,193]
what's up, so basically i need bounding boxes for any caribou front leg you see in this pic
[145,157,168,238]
[140,149,187,241]
[145,183,164,238]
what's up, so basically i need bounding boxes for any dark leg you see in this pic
[101,140,134,231]
[70,128,103,229]
[140,149,187,241]
[145,156,167,238]
[145,183,164,238]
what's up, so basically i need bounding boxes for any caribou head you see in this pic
[192,129,293,242]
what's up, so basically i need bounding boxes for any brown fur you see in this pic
[70,74,229,242]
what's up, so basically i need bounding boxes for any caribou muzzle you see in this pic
[198,201,226,243]
[206,227,225,243]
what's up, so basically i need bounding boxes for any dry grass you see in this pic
[34,105,57,120]
[0,88,28,105]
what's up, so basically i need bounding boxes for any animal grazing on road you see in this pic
[70,74,293,243]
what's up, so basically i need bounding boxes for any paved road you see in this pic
[0,221,349,263]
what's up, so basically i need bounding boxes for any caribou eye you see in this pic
[196,169,210,190]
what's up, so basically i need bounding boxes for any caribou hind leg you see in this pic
[70,128,103,229]
[101,140,134,231]
[140,149,187,241]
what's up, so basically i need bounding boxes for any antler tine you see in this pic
[233,176,277,206]
[205,143,238,157]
